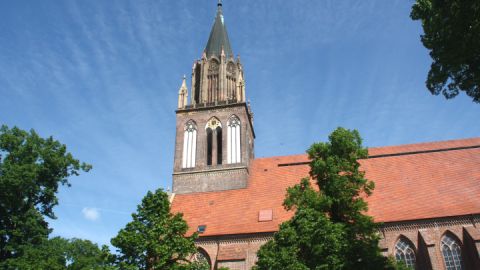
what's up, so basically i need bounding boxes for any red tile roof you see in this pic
[171,138,480,236]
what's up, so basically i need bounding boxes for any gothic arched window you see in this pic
[394,237,416,269]
[227,115,241,164]
[206,117,222,166]
[193,248,211,268]
[441,233,464,270]
[226,61,236,101]
[207,59,219,103]
[182,120,197,168]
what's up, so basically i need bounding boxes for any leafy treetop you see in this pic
[254,127,399,270]
[111,189,209,270]
[411,0,480,103]
[0,125,91,261]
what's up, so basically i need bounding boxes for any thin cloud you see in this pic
[82,207,100,221]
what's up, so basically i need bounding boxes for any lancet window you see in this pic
[206,117,222,165]
[227,115,241,164]
[207,59,219,103]
[193,249,211,268]
[182,120,197,168]
[394,237,416,269]
[226,62,236,101]
[441,233,463,270]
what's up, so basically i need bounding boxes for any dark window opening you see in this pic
[216,127,222,164]
[206,128,212,165]
[194,65,201,104]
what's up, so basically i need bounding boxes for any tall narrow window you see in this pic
[216,126,222,164]
[442,234,463,270]
[206,117,222,166]
[182,120,197,168]
[194,64,201,104]
[206,128,213,165]
[207,59,219,103]
[395,237,416,269]
[227,115,241,164]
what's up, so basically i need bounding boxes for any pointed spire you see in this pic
[178,75,188,109]
[205,0,233,58]
[179,74,188,92]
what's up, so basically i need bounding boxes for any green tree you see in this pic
[254,128,399,270]
[0,125,91,262]
[2,237,114,270]
[411,0,480,103]
[111,189,208,270]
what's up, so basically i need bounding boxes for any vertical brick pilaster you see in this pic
[463,226,480,269]
[419,230,439,270]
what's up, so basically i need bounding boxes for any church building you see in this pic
[170,2,480,269]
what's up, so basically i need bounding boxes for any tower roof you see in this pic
[204,1,233,59]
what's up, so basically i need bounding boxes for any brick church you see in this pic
[170,2,480,269]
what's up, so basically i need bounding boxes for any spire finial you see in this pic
[204,0,232,58]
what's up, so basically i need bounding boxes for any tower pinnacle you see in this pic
[205,0,232,58]
[177,75,188,109]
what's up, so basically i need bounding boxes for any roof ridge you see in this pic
[368,136,480,151]
[253,137,480,166]
[368,144,480,159]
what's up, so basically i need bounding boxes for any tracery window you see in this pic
[226,62,236,100]
[207,59,219,103]
[182,120,197,168]
[206,117,222,165]
[441,233,463,270]
[394,237,416,269]
[227,115,241,164]
[193,249,211,268]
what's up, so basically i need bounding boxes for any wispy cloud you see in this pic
[1,0,478,247]
[82,207,100,221]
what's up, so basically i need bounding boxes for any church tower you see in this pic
[172,1,254,194]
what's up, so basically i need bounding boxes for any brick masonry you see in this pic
[173,102,254,194]
[171,142,480,269]
[193,215,480,270]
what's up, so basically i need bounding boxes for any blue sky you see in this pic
[1,0,478,248]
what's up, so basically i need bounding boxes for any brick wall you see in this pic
[195,215,480,270]
[173,102,254,194]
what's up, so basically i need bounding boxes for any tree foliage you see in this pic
[111,189,208,270]
[411,0,480,103]
[0,125,91,261]
[254,127,398,270]
[1,237,114,270]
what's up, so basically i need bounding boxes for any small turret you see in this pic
[177,75,188,109]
